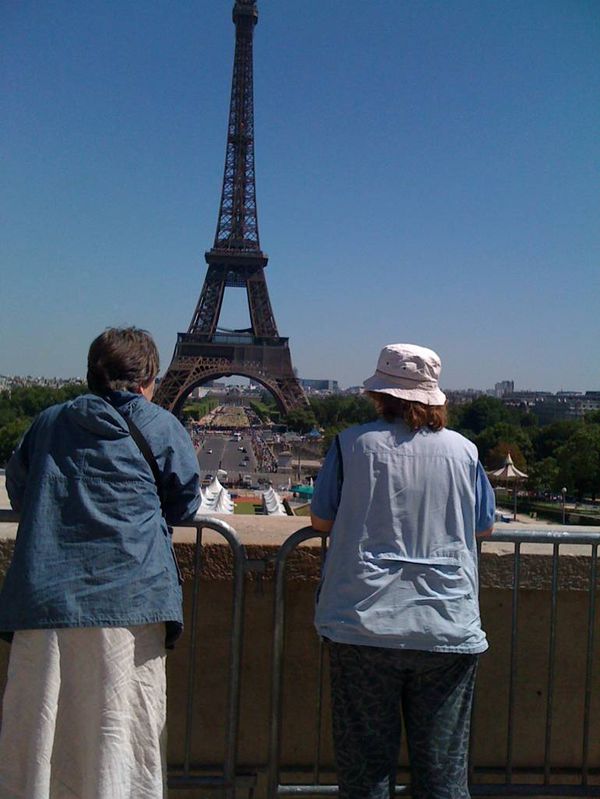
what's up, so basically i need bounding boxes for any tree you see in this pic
[486,441,528,472]
[531,421,582,461]
[0,417,31,466]
[453,396,513,435]
[585,410,600,426]
[527,457,560,494]
[474,422,533,467]
[556,426,600,501]
[285,406,318,434]
[182,398,218,421]
[0,384,88,466]
[250,399,279,423]
[519,410,538,428]
[310,395,375,429]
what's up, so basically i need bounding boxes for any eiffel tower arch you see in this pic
[156,0,308,416]
[157,350,307,419]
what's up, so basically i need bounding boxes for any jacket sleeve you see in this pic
[158,417,201,525]
[310,438,342,521]
[5,422,36,512]
[475,461,496,533]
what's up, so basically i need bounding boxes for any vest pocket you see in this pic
[366,553,472,600]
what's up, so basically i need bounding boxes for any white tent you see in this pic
[212,489,234,514]
[198,476,234,514]
[262,487,286,516]
[204,474,224,496]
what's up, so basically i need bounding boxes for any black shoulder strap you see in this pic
[334,433,344,494]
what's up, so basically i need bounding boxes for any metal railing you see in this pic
[0,510,252,799]
[1,510,599,798]
[167,515,250,799]
[483,531,599,797]
[268,527,600,797]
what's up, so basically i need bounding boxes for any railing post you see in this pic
[581,542,598,787]
[267,526,322,799]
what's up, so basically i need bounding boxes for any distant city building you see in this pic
[503,391,600,423]
[299,378,339,393]
[189,386,209,400]
[444,388,486,405]
[0,375,85,393]
[494,380,514,397]
[504,391,553,402]
[203,380,228,389]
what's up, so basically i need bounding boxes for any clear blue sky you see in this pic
[2,0,599,391]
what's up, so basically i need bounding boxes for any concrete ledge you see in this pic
[1,512,600,591]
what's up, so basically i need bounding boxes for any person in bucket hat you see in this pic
[311,343,495,799]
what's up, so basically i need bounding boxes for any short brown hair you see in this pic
[87,327,159,395]
[367,392,447,432]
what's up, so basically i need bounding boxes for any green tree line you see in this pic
[2,387,599,502]
[0,384,88,465]
[181,397,219,421]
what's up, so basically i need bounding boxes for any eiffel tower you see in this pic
[155,0,307,416]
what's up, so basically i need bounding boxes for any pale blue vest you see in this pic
[314,421,488,653]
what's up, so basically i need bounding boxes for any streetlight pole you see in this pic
[561,486,567,525]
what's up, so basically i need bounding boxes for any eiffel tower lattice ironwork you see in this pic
[155,0,307,416]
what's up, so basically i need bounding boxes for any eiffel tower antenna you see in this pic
[155,0,307,415]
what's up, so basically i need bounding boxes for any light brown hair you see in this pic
[367,392,447,431]
[87,327,159,395]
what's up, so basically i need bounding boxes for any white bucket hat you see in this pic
[363,343,447,406]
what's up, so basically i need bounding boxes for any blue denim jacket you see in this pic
[0,392,201,647]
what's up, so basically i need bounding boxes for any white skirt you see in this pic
[0,625,167,799]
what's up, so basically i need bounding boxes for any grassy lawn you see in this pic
[234,502,261,515]
[293,503,311,517]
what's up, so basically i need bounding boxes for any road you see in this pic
[196,433,258,484]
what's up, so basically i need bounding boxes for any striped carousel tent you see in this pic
[487,452,528,521]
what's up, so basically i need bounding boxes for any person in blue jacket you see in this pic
[310,343,495,799]
[0,327,200,799]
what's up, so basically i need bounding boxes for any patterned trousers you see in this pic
[328,642,478,799]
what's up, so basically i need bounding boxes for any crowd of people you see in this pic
[248,427,278,472]
[0,329,494,799]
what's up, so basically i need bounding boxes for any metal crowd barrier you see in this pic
[478,531,599,798]
[0,510,251,799]
[268,527,600,798]
[1,509,599,798]
[167,516,250,799]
